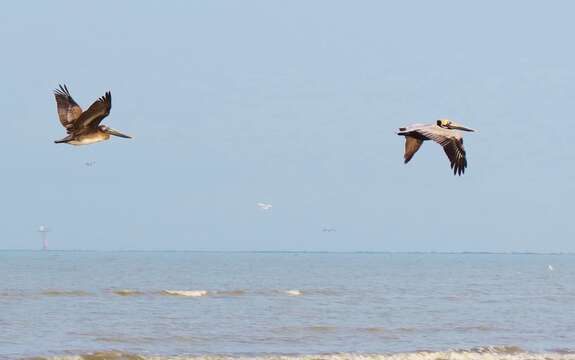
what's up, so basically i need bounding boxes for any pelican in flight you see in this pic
[53,85,132,145]
[397,119,475,175]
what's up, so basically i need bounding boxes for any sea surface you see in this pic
[1,251,575,360]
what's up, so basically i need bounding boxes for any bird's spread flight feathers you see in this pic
[417,127,467,175]
[442,138,467,175]
[403,136,423,163]
[75,91,112,131]
[54,85,82,132]
[53,85,112,133]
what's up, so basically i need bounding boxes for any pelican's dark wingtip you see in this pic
[99,91,112,102]
[452,166,465,176]
[54,84,71,97]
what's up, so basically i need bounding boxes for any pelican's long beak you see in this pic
[106,128,132,138]
[451,125,476,132]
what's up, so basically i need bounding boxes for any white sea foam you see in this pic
[162,290,208,297]
[28,349,575,360]
[285,289,302,296]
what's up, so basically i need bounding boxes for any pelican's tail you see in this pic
[54,133,75,144]
[54,137,71,144]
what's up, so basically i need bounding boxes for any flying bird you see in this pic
[257,202,273,211]
[397,119,476,175]
[53,84,132,145]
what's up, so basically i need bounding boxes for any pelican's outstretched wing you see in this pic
[54,85,82,132]
[417,128,468,176]
[442,138,467,175]
[403,136,423,163]
[75,91,112,130]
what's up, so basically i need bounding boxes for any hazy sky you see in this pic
[2,1,575,252]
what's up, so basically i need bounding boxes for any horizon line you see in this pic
[0,249,574,255]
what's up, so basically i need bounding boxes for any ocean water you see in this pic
[2,251,575,360]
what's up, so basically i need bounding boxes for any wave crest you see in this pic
[162,290,208,297]
[285,289,302,296]
[22,348,575,360]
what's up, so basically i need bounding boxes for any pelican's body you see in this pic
[65,131,110,145]
[397,119,476,175]
[53,85,131,145]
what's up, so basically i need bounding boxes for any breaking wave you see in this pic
[285,289,303,296]
[162,290,209,297]
[0,288,328,300]
[20,347,575,360]
[0,288,297,299]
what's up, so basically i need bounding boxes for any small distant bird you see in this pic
[53,84,132,145]
[548,265,554,271]
[257,202,272,211]
[322,227,336,232]
[397,119,476,175]
[85,161,96,167]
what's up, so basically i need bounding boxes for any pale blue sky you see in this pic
[1,1,575,251]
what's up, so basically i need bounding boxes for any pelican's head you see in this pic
[436,119,475,132]
[99,125,132,138]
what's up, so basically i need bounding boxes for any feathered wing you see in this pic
[75,91,112,131]
[417,128,467,175]
[442,138,467,175]
[403,136,423,163]
[54,85,82,132]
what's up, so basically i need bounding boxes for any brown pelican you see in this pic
[53,85,132,145]
[397,119,476,175]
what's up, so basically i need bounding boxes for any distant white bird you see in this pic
[397,119,476,175]
[548,265,554,271]
[257,202,272,211]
